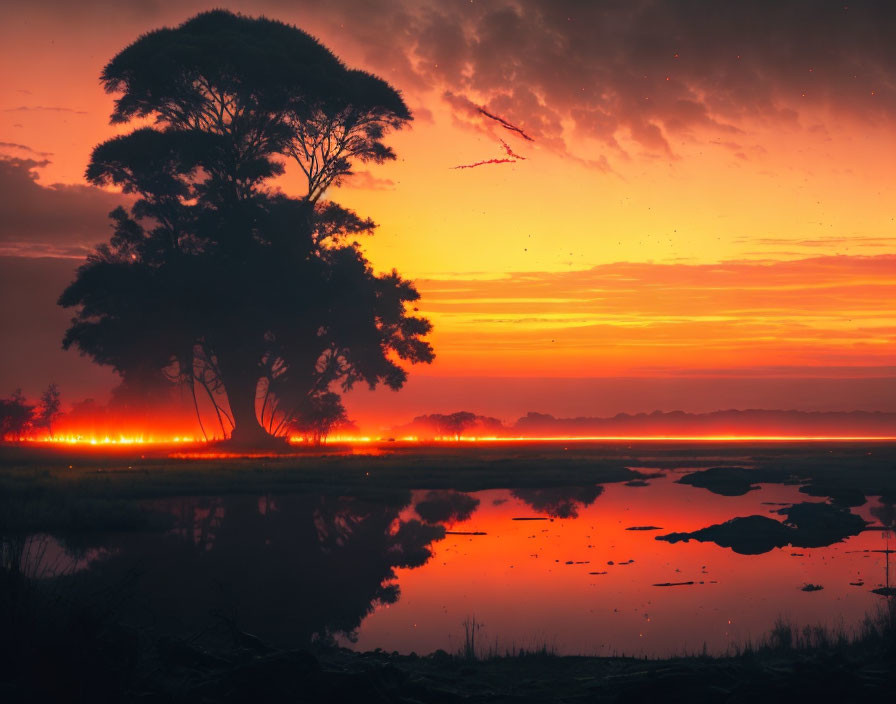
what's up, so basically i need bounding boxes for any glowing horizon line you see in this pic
[427,435,896,442]
[14,433,896,447]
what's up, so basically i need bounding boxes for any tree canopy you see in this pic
[60,10,433,445]
[0,390,33,442]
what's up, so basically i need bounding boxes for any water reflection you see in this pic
[511,486,603,518]
[63,493,444,647]
[656,501,868,554]
[29,471,894,657]
[352,481,892,656]
[414,490,479,524]
[870,499,895,529]
[676,466,788,496]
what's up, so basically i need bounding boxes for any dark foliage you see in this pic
[59,10,433,445]
[401,411,506,439]
[0,390,33,441]
[34,384,61,436]
[281,391,350,445]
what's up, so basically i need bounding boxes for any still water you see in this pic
[352,478,889,656]
[39,462,893,657]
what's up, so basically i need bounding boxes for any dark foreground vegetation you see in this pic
[2,560,894,703]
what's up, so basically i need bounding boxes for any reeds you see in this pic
[459,616,558,660]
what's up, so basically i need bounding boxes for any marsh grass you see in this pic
[459,616,558,661]
[452,601,896,664]
[0,532,145,701]
[713,599,896,661]
[2,557,894,702]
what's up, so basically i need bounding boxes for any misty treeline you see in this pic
[393,409,896,439]
[58,11,433,446]
[0,385,61,441]
[396,412,506,440]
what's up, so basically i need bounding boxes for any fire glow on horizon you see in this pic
[2,3,896,417]
[20,433,896,448]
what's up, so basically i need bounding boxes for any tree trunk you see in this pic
[216,354,271,447]
[227,374,270,445]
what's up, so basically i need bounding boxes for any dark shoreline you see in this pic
[2,593,894,703]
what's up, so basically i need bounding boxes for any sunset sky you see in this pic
[1,0,894,429]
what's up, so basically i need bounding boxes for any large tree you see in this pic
[60,11,433,445]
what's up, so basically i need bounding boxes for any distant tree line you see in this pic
[0,385,61,441]
[392,409,896,439]
[394,412,505,440]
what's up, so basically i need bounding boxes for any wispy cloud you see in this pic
[3,105,87,114]
[414,255,896,375]
[0,241,93,259]
[739,236,896,248]
[338,170,396,191]
[0,141,53,157]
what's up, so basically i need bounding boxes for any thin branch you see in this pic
[190,376,209,442]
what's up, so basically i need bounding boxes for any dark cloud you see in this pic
[310,0,896,163]
[0,156,128,257]
[9,1,892,167]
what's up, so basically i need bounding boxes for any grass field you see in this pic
[2,440,894,535]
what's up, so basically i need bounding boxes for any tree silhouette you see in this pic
[397,411,505,440]
[59,11,433,445]
[281,391,349,445]
[57,493,446,647]
[0,390,33,442]
[34,384,62,437]
[440,412,478,439]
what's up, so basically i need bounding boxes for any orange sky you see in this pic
[0,1,894,421]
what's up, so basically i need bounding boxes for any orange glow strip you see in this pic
[16,434,896,447]
[397,435,896,442]
[24,435,200,445]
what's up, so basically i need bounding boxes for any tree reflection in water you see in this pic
[64,493,445,647]
[511,486,603,518]
[414,490,480,524]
